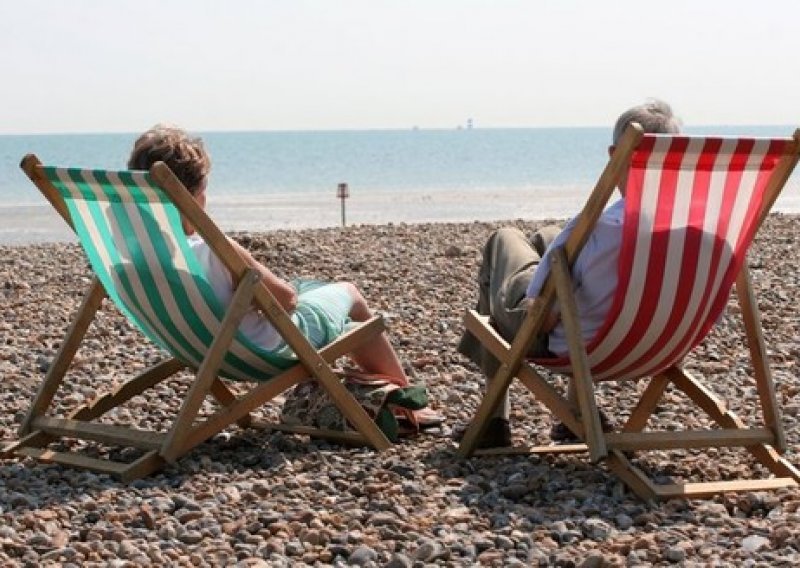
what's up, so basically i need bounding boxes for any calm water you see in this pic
[1,126,798,243]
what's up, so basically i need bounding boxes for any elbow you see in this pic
[284,289,299,313]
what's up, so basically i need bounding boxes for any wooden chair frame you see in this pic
[3,155,392,481]
[457,126,800,500]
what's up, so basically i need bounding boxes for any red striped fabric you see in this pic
[539,134,787,381]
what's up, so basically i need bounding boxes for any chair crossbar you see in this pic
[14,446,132,476]
[260,421,370,446]
[14,446,167,481]
[32,416,166,451]
[605,428,775,451]
[476,443,589,456]
[653,478,798,500]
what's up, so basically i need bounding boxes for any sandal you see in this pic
[395,407,445,431]
[413,407,446,428]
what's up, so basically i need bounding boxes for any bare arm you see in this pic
[228,237,298,312]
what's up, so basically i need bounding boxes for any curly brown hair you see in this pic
[127,123,211,194]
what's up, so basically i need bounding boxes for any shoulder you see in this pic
[593,199,625,236]
[603,198,625,221]
[186,233,206,250]
[187,234,216,269]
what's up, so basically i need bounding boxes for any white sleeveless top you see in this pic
[187,234,282,349]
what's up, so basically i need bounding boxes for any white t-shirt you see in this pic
[187,234,282,350]
[526,198,625,355]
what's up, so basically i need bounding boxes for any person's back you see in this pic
[127,122,444,426]
[457,99,682,447]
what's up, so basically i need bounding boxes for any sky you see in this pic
[1,0,797,134]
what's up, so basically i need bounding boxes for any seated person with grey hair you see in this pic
[457,99,682,447]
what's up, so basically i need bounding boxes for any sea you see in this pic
[1,126,798,244]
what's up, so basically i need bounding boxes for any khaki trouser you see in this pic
[457,225,560,419]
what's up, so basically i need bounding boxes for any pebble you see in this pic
[615,513,634,530]
[582,518,613,541]
[384,552,413,568]
[0,216,799,566]
[741,535,771,553]
[348,545,378,565]
[664,545,686,563]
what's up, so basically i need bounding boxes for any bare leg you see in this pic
[342,283,409,385]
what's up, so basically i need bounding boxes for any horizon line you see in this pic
[1,122,796,137]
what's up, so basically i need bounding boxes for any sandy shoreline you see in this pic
[0,187,591,245]
[1,215,799,565]
[3,178,800,244]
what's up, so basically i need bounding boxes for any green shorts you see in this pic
[286,279,354,349]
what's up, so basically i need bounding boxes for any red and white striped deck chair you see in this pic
[458,125,800,500]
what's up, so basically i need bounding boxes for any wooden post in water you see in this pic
[337,182,349,227]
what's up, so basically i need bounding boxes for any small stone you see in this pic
[664,545,686,563]
[579,552,605,568]
[413,539,449,562]
[298,528,327,546]
[327,544,350,559]
[741,535,770,553]
[495,535,515,550]
[140,508,156,530]
[178,530,203,545]
[444,245,463,257]
[284,540,305,556]
[582,518,613,541]
[615,513,633,530]
[369,512,401,527]
[348,545,378,566]
[500,483,529,500]
[175,510,204,524]
[384,552,413,568]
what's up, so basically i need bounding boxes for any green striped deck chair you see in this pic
[7,154,391,481]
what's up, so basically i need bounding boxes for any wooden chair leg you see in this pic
[457,361,517,458]
[551,248,606,461]
[180,366,304,453]
[175,317,387,454]
[735,263,787,451]
[120,451,166,482]
[255,305,392,450]
[310,364,392,451]
[671,368,800,482]
[20,278,106,435]
[458,300,557,457]
[161,270,260,463]
[463,310,585,442]
[210,378,252,428]
[622,372,672,433]
[4,359,182,461]
[69,358,186,421]
[605,449,659,501]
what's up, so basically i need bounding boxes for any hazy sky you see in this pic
[1,0,797,134]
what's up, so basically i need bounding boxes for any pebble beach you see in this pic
[1,214,799,566]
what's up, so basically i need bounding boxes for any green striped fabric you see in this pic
[44,166,298,382]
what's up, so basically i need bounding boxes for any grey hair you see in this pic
[612,99,681,145]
